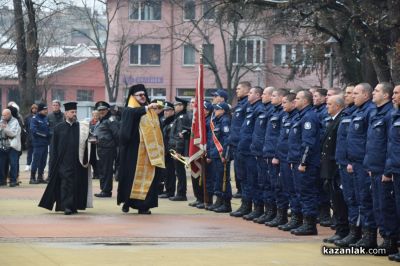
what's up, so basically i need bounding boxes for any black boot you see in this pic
[214,199,232,213]
[199,194,213,209]
[207,196,223,211]
[266,208,288,227]
[349,228,377,249]
[29,172,38,184]
[278,212,303,231]
[323,233,347,244]
[253,204,272,224]
[230,200,252,217]
[334,224,362,247]
[188,199,201,207]
[374,237,398,256]
[389,252,400,261]
[243,204,263,221]
[232,189,242,199]
[291,216,318,236]
[318,205,332,227]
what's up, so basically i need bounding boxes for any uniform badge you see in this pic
[286,129,289,134]
[247,120,250,126]
[223,126,229,133]
[304,122,312,130]
[354,123,359,130]
[272,123,277,128]
[179,115,183,119]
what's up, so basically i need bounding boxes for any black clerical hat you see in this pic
[95,101,110,110]
[64,102,77,111]
[125,84,150,107]
[164,101,174,110]
[174,97,188,107]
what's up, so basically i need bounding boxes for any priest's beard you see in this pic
[66,116,77,124]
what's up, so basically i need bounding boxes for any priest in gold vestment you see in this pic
[117,84,165,214]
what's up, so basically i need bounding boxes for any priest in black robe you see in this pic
[117,84,165,214]
[39,102,93,215]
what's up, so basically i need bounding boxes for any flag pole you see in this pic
[199,46,208,205]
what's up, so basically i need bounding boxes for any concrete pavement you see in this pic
[0,162,394,265]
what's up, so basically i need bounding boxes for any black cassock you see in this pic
[39,122,88,212]
[117,107,160,210]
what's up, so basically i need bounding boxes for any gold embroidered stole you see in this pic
[128,96,165,200]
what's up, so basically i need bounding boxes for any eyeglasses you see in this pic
[134,93,146,97]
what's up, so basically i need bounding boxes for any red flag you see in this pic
[188,63,206,178]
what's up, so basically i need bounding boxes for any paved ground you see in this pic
[0,156,395,265]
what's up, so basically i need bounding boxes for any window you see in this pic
[176,88,195,101]
[148,88,166,100]
[203,44,214,66]
[183,45,195,65]
[7,88,20,104]
[202,1,215,20]
[274,44,310,66]
[130,44,161,65]
[52,89,65,101]
[231,39,265,65]
[183,0,195,20]
[77,90,93,101]
[129,0,161,21]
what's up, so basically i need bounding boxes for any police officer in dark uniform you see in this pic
[264,88,290,227]
[169,97,191,201]
[159,101,176,199]
[363,82,396,254]
[320,95,349,243]
[228,81,250,198]
[94,101,120,198]
[276,93,302,232]
[384,84,400,261]
[250,86,274,223]
[231,86,264,218]
[345,83,376,248]
[333,86,360,247]
[30,103,50,184]
[287,90,320,236]
[207,102,232,213]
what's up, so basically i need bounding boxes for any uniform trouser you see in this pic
[352,162,376,229]
[26,146,33,165]
[31,146,48,176]
[269,159,289,209]
[211,159,232,200]
[232,146,242,193]
[292,163,319,218]
[164,154,176,196]
[97,147,116,194]
[59,171,75,211]
[205,160,214,196]
[281,161,301,214]
[257,157,271,205]
[174,160,187,196]
[326,170,349,236]
[391,174,400,227]
[238,152,256,203]
[371,173,399,238]
[339,165,359,225]
[0,148,19,183]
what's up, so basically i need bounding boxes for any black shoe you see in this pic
[318,205,332,227]
[158,193,170,199]
[9,182,17,187]
[0,181,6,186]
[260,203,277,223]
[206,197,223,211]
[389,252,400,261]
[214,200,232,213]
[138,209,151,215]
[375,237,398,256]
[334,224,362,247]
[323,234,345,244]
[278,213,303,231]
[94,192,112,198]
[188,200,201,207]
[64,208,73,215]
[29,179,38,184]
[230,200,252,217]
[169,195,187,201]
[291,216,318,236]
[349,229,377,249]
[266,208,288,227]
[122,204,129,213]
[196,203,205,209]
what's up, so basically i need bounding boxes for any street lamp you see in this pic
[255,66,262,87]
[325,37,338,88]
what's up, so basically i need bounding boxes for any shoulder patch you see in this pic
[304,122,312,130]
[223,126,230,133]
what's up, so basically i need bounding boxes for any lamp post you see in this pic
[325,37,338,88]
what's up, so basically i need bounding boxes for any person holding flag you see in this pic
[207,102,232,213]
